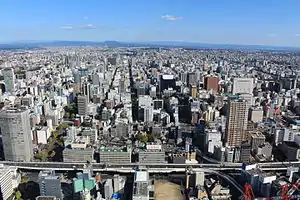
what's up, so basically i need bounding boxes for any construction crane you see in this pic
[244,184,255,200]
[243,179,300,200]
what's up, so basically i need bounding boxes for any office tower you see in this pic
[81,82,90,102]
[239,93,253,108]
[77,95,88,116]
[113,175,126,193]
[107,57,117,65]
[99,149,131,164]
[249,107,264,123]
[115,122,129,137]
[132,171,149,200]
[0,167,13,200]
[137,83,146,96]
[204,76,219,92]
[92,73,100,86]
[144,106,153,123]
[190,85,197,98]
[225,99,248,147]
[149,86,156,98]
[160,75,176,91]
[119,78,125,93]
[187,72,197,86]
[73,70,81,84]
[0,107,33,161]
[232,78,254,94]
[104,179,113,199]
[240,142,251,162]
[78,68,89,77]
[153,99,163,110]
[38,171,62,199]
[251,132,266,150]
[2,67,15,93]
[180,72,188,84]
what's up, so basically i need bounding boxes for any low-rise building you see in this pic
[99,148,131,164]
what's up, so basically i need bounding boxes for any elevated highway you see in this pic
[1,161,299,172]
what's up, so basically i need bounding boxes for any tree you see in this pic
[52,130,59,139]
[37,151,48,162]
[64,112,70,118]
[49,151,56,158]
[15,190,22,200]
[21,176,30,184]
[147,134,155,142]
[137,134,148,144]
[67,104,73,111]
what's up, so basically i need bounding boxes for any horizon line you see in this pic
[1,40,300,49]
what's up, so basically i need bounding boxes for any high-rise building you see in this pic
[0,167,13,200]
[104,179,114,199]
[153,99,163,110]
[0,107,33,161]
[119,78,125,93]
[187,72,197,86]
[239,142,251,162]
[190,85,198,98]
[2,67,15,93]
[160,75,176,91]
[204,76,219,92]
[132,171,149,200]
[38,171,62,199]
[225,99,248,147]
[232,78,254,94]
[77,95,88,116]
[144,106,153,123]
[180,72,188,84]
[92,73,100,86]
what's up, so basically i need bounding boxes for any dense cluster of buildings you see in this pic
[0,46,300,199]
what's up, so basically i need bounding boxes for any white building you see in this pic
[0,166,13,200]
[0,107,33,161]
[232,78,253,94]
[205,130,222,154]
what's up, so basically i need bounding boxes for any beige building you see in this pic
[225,99,248,147]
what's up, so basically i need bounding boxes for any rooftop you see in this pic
[135,171,149,182]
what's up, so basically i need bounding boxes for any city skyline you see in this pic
[0,0,300,47]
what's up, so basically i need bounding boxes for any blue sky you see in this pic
[0,0,299,46]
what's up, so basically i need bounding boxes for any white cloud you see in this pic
[162,14,183,21]
[84,16,89,20]
[295,33,300,37]
[60,26,73,30]
[81,24,97,29]
[267,33,277,37]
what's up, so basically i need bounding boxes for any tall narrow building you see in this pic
[0,107,33,161]
[77,95,88,116]
[2,66,15,93]
[225,99,248,147]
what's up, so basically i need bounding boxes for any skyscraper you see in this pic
[77,95,88,116]
[187,72,197,86]
[190,85,198,99]
[232,78,253,94]
[38,170,62,199]
[0,107,33,161]
[2,66,15,93]
[119,78,125,93]
[225,99,248,147]
[204,76,219,92]
[0,167,13,200]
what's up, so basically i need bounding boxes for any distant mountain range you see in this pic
[0,40,300,51]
